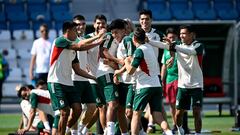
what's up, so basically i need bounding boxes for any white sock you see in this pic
[81,127,89,135]
[121,133,128,135]
[148,122,154,126]
[107,121,115,135]
[43,121,51,130]
[165,129,173,135]
[104,128,107,135]
[66,126,70,134]
[71,129,78,135]
[78,123,85,133]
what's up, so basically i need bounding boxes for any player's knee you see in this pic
[87,103,96,113]
[108,101,118,110]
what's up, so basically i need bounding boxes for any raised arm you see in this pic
[148,40,170,50]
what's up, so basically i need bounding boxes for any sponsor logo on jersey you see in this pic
[60,100,64,106]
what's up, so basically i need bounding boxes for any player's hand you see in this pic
[114,69,122,77]
[162,37,171,46]
[113,75,120,85]
[117,59,125,66]
[166,57,174,68]
[97,28,107,38]
[17,128,27,135]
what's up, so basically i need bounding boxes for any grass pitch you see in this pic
[0,111,239,135]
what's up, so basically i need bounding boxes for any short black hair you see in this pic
[17,85,27,98]
[73,14,85,21]
[108,19,125,31]
[179,25,195,33]
[139,9,152,19]
[94,14,107,22]
[62,21,78,34]
[134,27,146,43]
[166,27,178,35]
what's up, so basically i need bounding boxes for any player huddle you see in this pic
[17,9,204,135]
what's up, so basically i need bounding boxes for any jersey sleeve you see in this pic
[194,42,204,55]
[30,93,38,109]
[102,33,113,49]
[123,36,135,57]
[55,37,72,48]
[131,48,144,68]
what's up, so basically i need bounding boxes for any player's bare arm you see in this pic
[124,57,136,75]
[72,63,97,82]
[69,29,106,51]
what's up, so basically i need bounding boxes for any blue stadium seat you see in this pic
[169,0,194,20]
[49,0,70,12]
[169,0,188,12]
[7,12,29,30]
[195,9,217,20]
[192,0,217,20]
[4,0,25,13]
[218,10,239,20]
[30,12,52,31]
[173,9,194,20]
[52,11,72,30]
[154,9,172,20]
[192,0,211,12]
[27,0,48,13]
[147,0,172,20]
[214,0,239,20]
[0,12,7,30]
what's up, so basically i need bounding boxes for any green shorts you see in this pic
[133,87,163,112]
[117,83,131,107]
[176,87,203,110]
[125,84,135,109]
[97,73,119,103]
[48,82,80,110]
[90,84,106,107]
[74,81,95,103]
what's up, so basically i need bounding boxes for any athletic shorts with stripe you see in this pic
[48,82,80,110]
[176,87,203,110]
[73,81,96,104]
[133,87,163,112]
[97,73,119,103]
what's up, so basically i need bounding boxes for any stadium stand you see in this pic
[192,0,217,20]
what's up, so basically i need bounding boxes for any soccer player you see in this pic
[84,14,108,135]
[161,27,179,133]
[124,27,173,135]
[113,19,136,135]
[96,19,126,135]
[17,81,59,135]
[17,85,42,134]
[139,9,167,133]
[47,21,105,135]
[71,14,103,135]
[173,25,204,135]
